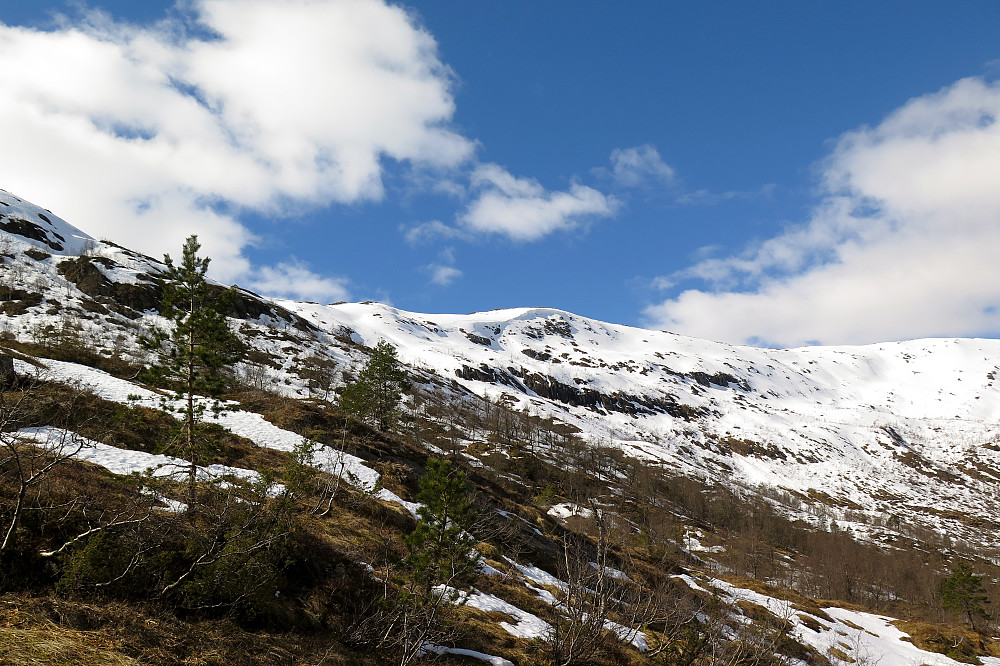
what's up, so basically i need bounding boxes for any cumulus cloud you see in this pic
[607,144,675,188]
[458,163,617,241]
[0,0,472,291]
[245,260,350,303]
[645,77,1000,347]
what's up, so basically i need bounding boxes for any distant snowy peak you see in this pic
[0,188,94,255]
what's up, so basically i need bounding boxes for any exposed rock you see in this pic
[456,363,707,420]
[221,288,319,334]
[686,370,751,391]
[543,318,572,338]
[57,256,161,313]
[464,332,493,346]
[0,288,43,315]
[0,216,64,251]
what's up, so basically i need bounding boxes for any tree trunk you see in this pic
[186,312,197,517]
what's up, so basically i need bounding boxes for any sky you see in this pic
[1,1,999,347]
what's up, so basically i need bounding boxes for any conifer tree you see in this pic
[403,458,480,596]
[339,340,409,431]
[145,235,245,510]
[382,458,480,665]
[940,562,990,631]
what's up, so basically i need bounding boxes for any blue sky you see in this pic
[2,1,1000,346]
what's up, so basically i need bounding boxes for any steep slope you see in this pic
[1,187,999,553]
[0,188,94,255]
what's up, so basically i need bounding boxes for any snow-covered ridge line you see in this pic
[0,188,94,256]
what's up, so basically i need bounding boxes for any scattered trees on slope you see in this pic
[376,457,481,666]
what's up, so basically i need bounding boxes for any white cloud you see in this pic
[608,144,675,188]
[428,264,462,286]
[423,246,462,286]
[459,163,617,241]
[0,0,472,284]
[645,77,1000,347]
[404,219,464,245]
[245,260,350,303]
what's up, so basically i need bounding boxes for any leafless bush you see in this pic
[0,373,91,553]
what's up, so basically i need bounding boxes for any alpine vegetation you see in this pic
[1,189,1000,665]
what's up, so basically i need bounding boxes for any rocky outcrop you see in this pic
[0,216,65,251]
[456,363,707,420]
[57,256,161,315]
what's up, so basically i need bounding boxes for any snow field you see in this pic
[443,587,553,640]
[5,202,1000,552]
[422,644,514,666]
[679,575,1000,666]
[17,426,266,486]
[12,357,409,512]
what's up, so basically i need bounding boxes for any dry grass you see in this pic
[827,645,854,663]
[892,619,1000,665]
[721,575,836,622]
[0,627,142,666]
[798,613,831,633]
[0,593,392,666]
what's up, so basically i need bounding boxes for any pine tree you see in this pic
[144,235,245,511]
[940,562,990,631]
[382,458,480,665]
[339,340,409,431]
[402,458,480,596]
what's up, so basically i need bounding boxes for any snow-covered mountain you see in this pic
[3,187,999,552]
[299,303,1000,543]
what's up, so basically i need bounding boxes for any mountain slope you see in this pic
[2,186,1000,554]
[5,187,1000,665]
[277,301,1000,550]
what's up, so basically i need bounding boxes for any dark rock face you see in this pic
[0,288,44,316]
[55,256,318,333]
[221,288,319,334]
[456,363,707,420]
[455,363,524,390]
[685,370,750,391]
[464,332,493,347]
[57,257,161,314]
[521,348,551,361]
[0,216,65,251]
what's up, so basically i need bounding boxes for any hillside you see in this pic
[1,186,1000,665]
